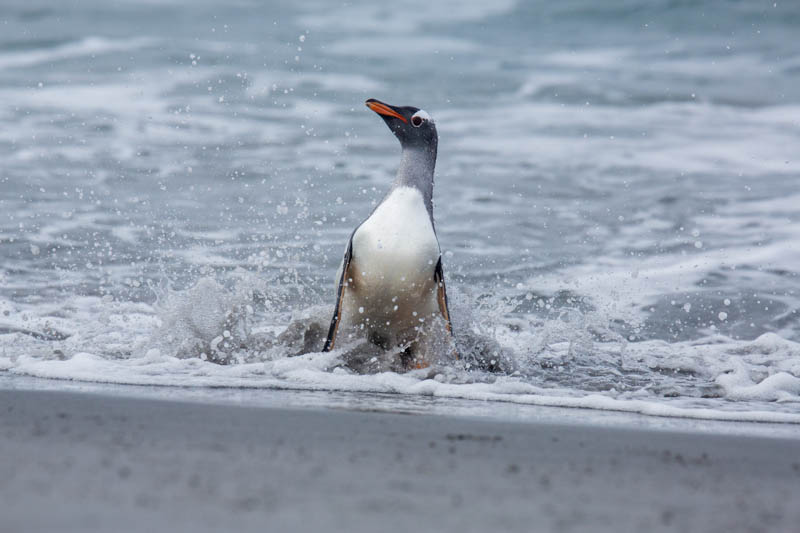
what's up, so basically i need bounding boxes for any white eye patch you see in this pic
[410,109,433,127]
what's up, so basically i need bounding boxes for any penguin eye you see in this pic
[410,110,432,128]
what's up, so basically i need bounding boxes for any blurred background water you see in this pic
[1,0,800,420]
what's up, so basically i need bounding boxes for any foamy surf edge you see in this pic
[4,351,799,425]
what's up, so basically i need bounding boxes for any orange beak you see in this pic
[365,99,407,123]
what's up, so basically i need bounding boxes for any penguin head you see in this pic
[365,98,438,151]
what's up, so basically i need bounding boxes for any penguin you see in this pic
[322,98,455,368]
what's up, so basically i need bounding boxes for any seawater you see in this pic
[1,0,800,423]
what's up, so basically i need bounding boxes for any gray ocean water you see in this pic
[2,0,800,422]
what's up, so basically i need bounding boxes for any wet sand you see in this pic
[1,388,799,533]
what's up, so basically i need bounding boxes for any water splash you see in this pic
[2,272,800,423]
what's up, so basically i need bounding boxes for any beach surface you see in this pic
[2,386,799,533]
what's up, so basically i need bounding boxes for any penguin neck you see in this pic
[391,145,437,218]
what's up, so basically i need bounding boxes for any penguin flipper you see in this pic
[434,256,455,338]
[322,236,354,352]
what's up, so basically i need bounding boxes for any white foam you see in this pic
[245,72,385,97]
[441,101,800,176]
[0,37,156,70]
[7,345,800,425]
[3,282,800,425]
[327,37,476,57]
[543,48,633,69]
[297,0,516,33]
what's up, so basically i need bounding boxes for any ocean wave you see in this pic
[2,277,800,424]
[0,36,156,69]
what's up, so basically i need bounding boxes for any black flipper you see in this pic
[434,256,454,338]
[322,237,354,352]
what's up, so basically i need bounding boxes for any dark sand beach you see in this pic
[1,387,799,533]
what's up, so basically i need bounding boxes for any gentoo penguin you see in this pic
[322,98,455,368]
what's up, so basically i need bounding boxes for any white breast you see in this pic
[351,186,440,290]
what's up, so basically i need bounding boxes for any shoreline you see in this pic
[2,385,800,532]
[2,373,800,438]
